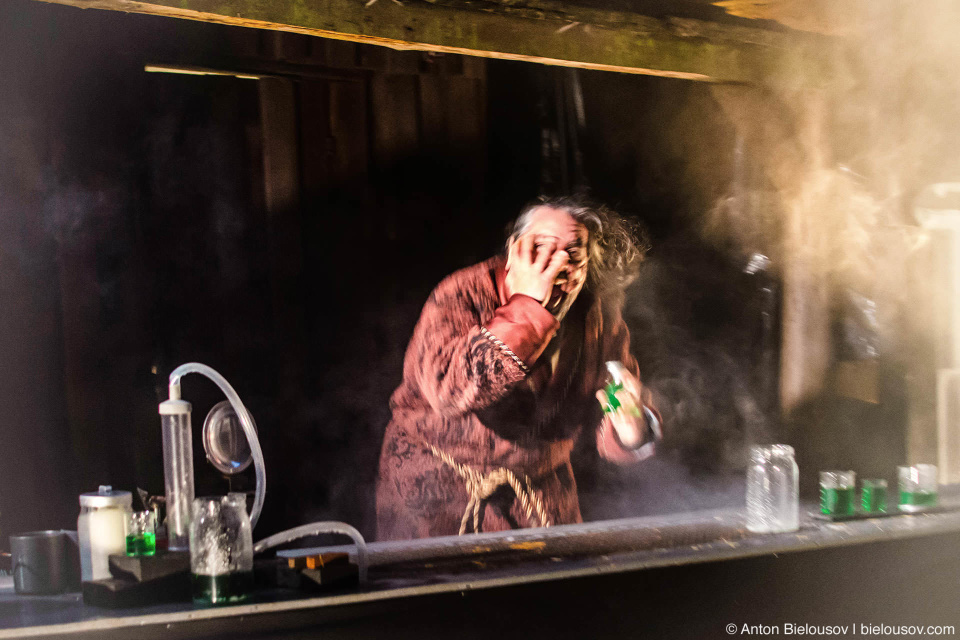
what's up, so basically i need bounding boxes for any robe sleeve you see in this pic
[595,315,663,464]
[408,274,558,418]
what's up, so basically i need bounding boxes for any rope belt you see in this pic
[427,444,552,535]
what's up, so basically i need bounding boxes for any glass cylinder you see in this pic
[819,471,856,516]
[898,464,938,512]
[189,494,254,605]
[746,444,799,533]
[160,399,194,551]
[861,478,888,514]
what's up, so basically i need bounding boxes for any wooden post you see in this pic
[259,77,306,394]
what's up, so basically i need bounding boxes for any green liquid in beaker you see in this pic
[820,486,856,516]
[861,485,888,513]
[192,571,254,605]
[899,490,938,509]
[125,532,157,557]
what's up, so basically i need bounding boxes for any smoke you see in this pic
[627,253,776,468]
[705,1,960,310]
[582,3,960,515]
[578,241,778,521]
[673,1,960,486]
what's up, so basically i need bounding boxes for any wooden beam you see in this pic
[259,77,307,394]
[34,0,836,86]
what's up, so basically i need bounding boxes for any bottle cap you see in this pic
[80,485,133,508]
[750,444,795,461]
[159,399,192,415]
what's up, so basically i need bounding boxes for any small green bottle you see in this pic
[603,380,624,413]
[603,361,641,417]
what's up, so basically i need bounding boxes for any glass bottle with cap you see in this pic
[77,485,133,581]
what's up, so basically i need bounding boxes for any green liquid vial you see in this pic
[899,490,938,510]
[602,382,642,417]
[602,361,642,418]
[603,381,624,413]
[125,532,157,557]
[820,486,856,516]
[861,485,888,513]
[192,571,254,606]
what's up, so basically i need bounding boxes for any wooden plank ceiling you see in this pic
[33,0,841,86]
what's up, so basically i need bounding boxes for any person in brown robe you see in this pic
[376,197,661,540]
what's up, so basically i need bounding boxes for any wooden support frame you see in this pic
[35,0,836,87]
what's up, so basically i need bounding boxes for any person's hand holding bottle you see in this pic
[596,362,648,449]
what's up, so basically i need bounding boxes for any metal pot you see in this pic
[10,530,70,595]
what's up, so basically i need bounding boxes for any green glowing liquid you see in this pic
[603,381,623,413]
[899,490,938,509]
[603,381,641,417]
[125,532,156,557]
[191,571,254,605]
[861,485,888,513]
[820,486,856,516]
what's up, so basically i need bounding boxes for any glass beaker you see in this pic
[819,471,856,516]
[188,493,253,605]
[126,511,157,557]
[746,444,799,533]
[860,478,888,514]
[898,464,938,512]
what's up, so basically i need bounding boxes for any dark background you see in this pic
[0,0,820,545]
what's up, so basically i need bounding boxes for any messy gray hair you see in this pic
[507,195,649,298]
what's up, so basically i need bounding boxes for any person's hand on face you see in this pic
[505,233,570,308]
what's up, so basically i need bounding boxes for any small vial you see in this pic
[601,361,642,418]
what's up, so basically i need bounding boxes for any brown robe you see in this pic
[376,255,657,540]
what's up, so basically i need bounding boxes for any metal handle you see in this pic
[13,555,31,592]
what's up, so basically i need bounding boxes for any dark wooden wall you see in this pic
[0,0,494,543]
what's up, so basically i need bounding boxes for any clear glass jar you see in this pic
[746,444,799,533]
[189,493,253,605]
[77,486,133,581]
